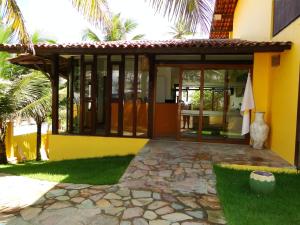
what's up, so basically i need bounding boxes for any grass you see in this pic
[0,155,134,185]
[214,165,300,225]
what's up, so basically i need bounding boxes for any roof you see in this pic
[210,0,238,39]
[0,39,292,55]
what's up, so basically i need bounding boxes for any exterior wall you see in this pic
[232,0,273,41]
[5,123,148,161]
[5,123,49,161]
[252,19,300,164]
[49,135,148,161]
[269,18,300,164]
[231,0,300,164]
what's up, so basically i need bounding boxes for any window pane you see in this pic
[96,56,107,135]
[224,69,248,139]
[111,65,120,134]
[72,57,81,133]
[137,55,149,137]
[112,65,119,99]
[156,67,180,103]
[123,56,134,136]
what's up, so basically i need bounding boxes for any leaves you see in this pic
[82,28,101,41]
[146,0,214,33]
[169,20,193,39]
[71,0,110,28]
[0,0,34,51]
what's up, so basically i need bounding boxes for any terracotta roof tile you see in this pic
[210,0,238,39]
[0,39,292,54]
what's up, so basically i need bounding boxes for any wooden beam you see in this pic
[118,55,125,136]
[51,54,59,134]
[148,54,155,138]
[91,55,97,134]
[105,55,112,135]
[79,55,85,133]
[68,57,74,133]
[133,55,138,137]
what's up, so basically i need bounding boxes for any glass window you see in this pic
[156,67,180,103]
[137,55,149,137]
[123,55,135,136]
[59,77,67,133]
[111,65,120,134]
[96,56,107,135]
[72,57,81,133]
[112,65,119,99]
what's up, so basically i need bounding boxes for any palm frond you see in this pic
[124,19,138,33]
[31,31,57,44]
[132,34,145,40]
[82,28,101,42]
[71,0,110,28]
[146,0,214,33]
[0,0,33,51]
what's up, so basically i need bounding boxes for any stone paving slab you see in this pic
[0,140,291,225]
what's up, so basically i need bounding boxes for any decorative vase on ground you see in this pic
[250,112,269,149]
[249,171,276,194]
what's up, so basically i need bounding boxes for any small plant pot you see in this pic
[249,171,275,194]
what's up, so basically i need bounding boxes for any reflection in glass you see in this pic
[59,77,67,133]
[123,56,134,136]
[156,67,180,103]
[111,65,119,134]
[72,57,80,133]
[84,64,92,132]
[96,56,107,135]
[136,55,149,137]
[180,70,201,139]
[202,69,248,140]
[202,70,225,139]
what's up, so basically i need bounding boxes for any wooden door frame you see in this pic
[153,63,252,144]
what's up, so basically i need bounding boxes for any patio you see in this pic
[0,140,292,225]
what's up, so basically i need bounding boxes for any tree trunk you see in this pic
[0,124,8,164]
[0,139,8,164]
[36,122,42,161]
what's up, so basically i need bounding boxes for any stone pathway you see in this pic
[0,140,292,225]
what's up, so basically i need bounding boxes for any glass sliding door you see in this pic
[179,70,201,140]
[202,70,225,139]
[202,68,248,141]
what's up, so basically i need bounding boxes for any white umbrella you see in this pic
[241,72,255,135]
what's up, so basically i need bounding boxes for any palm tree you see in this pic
[169,20,193,39]
[31,31,56,44]
[12,72,51,161]
[0,0,110,49]
[146,0,214,33]
[82,13,145,42]
[0,27,57,163]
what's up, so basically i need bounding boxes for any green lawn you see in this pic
[0,155,134,185]
[214,165,300,225]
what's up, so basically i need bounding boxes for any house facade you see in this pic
[3,0,299,166]
[210,0,300,166]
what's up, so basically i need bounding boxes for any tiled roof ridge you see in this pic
[0,38,292,48]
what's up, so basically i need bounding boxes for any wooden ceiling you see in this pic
[210,0,239,39]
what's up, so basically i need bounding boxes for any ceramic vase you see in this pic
[250,112,269,149]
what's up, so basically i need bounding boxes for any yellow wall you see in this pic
[5,128,49,161]
[251,22,300,164]
[6,129,148,161]
[49,135,148,161]
[232,0,273,41]
[269,18,300,164]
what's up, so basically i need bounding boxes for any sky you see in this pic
[17,0,209,43]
